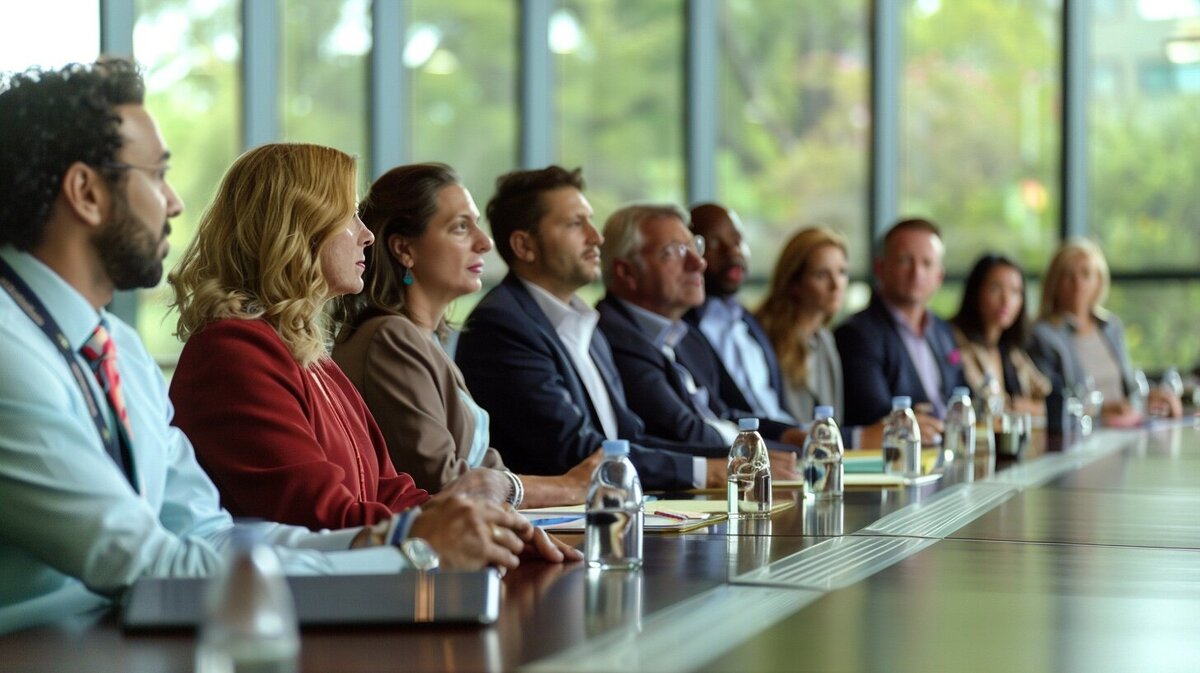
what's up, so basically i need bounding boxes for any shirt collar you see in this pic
[704,295,743,324]
[0,246,105,351]
[617,297,689,349]
[881,297,931,336]
[519,277,598,332]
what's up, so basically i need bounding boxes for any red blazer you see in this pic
[170,318,428,530]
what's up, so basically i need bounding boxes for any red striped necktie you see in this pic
[80,321,134,443]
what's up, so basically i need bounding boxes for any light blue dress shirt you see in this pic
[618,298,740,445]
[0,248,406,631]
[697,297,795,424]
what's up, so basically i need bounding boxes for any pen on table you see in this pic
[651,509,689,521]
[528,515,582,527]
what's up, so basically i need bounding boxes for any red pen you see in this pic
[651,509,689,521]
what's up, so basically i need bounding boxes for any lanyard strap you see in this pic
[0,256,138,491]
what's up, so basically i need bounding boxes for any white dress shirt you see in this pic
[520,279,620,440]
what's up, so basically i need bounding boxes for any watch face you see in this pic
[403,538,440,571]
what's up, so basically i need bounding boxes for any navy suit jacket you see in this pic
[596,296,794,449]
[456,274,713,490]
[684,299,789,420]
[834,292,965,427]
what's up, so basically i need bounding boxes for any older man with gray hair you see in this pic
[595,203,805,465]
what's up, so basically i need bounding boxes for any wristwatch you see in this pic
[400,537,440,572]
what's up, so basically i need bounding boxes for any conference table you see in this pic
[3,422,1199,672]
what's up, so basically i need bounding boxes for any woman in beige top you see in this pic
[332,163,597,507]
[949,254,1051,415]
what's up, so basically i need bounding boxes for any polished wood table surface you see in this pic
[2,423,1198,672]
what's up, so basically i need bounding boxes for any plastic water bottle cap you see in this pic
[601,439,630,456]
[891,396,912,410]
[952,386,971,398]
[814,406,834,421]
[737,417,760,431]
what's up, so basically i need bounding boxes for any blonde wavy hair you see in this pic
[755,226,848,388]
[1037,237,1111,323]
[169,143,358,367]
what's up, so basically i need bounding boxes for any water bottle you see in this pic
[882,396,921,477]
[802,406,843,499]
[1161,367,1184,398]
[1131,369,1151,416]
[943,386,976,462]
[726,417,772,518]
[1071,380,1095,436]
[195,529,300,673]
[585,439,644,570]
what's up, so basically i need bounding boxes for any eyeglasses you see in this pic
[658,235,706,261]
[102,161,171,182]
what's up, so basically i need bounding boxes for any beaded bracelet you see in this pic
[502,470,525,509]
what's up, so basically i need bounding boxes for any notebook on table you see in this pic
[121,569,500,631]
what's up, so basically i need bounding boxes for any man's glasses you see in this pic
[102,161,171,182]
[658,235,706,261]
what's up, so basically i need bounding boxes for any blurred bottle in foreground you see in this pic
[195,529,300,673]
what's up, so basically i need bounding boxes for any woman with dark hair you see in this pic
[951,254,1050,414]
[331,163,598,507]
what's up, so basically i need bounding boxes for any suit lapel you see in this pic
[504,275,607,427]
[743,311,784,400]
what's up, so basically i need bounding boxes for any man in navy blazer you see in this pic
[594,203,804,473]
[834,218,964,437]
[456,167,730,491]
[685,203,794,424]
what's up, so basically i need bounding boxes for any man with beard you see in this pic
[686,203,794,424]
[0,59,538,624]
[456,167,746,491]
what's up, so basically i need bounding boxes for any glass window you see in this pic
[409,0,518,286]
[281,0,370,188]
[1106,281,1200,372]
[900,0,1062,276]
[1090,5,1200,373]
[1090,9,1200,271]
[553,0,685,221]
[0,1,98,72]
[718,0,870,278]
[134,0,241,361]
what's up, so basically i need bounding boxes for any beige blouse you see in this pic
[952,326,1052,404]
[332,314,504,492]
